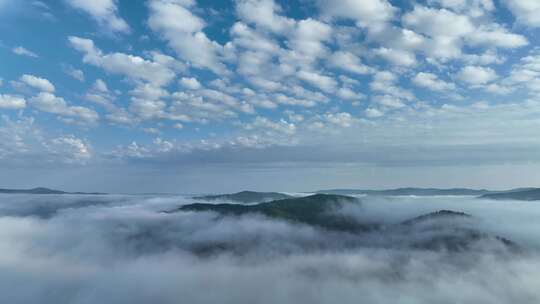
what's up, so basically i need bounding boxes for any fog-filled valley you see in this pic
[1,192,540,304]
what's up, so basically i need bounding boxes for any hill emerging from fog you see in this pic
[168,194,516,252]
[173,194,373,232]
[0,187,105,195]
[401,210,472,226]
[193,191,294,204]
[317,188,493,196]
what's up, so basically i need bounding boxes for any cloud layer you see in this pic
[0,193,540,303]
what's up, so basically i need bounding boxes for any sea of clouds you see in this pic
[0,193,539,304]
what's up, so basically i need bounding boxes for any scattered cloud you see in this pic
[19,74,55,92]
[12,46,39,58]
[64,0,130,33]
[62,65,85,82]
[413,72,455,91]
[0,94,26,109]
[503,0,540,28]
[148,0,225,73]
[30,92,99,124]
[458,66,498,85]
[1,0,539,189]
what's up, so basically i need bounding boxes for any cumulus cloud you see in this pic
[319,0,397,29]
[93,79,109,93]
[375,47,417,66]
[0,94,26,109]
[69,36,176,86]
[19,74,55,92]
[148,0,225,73]
[48,135,92,163]
[402,5,527,60]
[179,77,202,90]
[30,92,99,124]
[370,71,415,101]
[365,107,384,118]
[65,0,130,33]
[244,116,296,136]
[458,66,498,85]
[413,72,456,91]
[503,0,540,28]
[236,0,295,34]
[297,70,337,93]
[328,51,371,75]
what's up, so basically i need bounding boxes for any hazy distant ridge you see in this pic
[0,187,105,195]
[480,188,540,201]
[193,191,293,204]
[317,188,493,196]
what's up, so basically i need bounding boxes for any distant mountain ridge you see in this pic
[480,188,540,201]
[0,187,105,195]
[193,191,293,204]
[317,188,493,196]
[317,187,540,199]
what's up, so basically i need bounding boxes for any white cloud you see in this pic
[69,36,176,86]
[30,92,99,124]
[63,65,85,82]
[288,19,332,61]
[373,95,406,108]
[402,5,527,61]
[244,116,296,136]
[65,0,129,33]
[319,0,397,29]
[0,94,26,109]
[325,112,355,127]
[337,87,365,101]
[49,135,92,163]
[148,0,225,73]
[375,47,417,66]
[20,74,55,92]
[84,79,137,125]
[236,0,295,34]
[328,51,371,75]
[463,50,505,65]
[230,22,281,54]
[365,108,384,118]
[180,77,202,90]
[402,6,473,59]
[467,25,528,48]
[273,93,316,107]
[370,71,415,101]
[428,0,495,17]
[412,72,455,91]
[457,66,498,85]
[503,0,540,28]
[12,46,38,58]
[504,50,540,97]
[93,79,109,93]
[129,98,167,120]
[403,6,473,39]
[297,70,337,93]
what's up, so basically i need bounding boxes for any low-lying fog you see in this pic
[1,193,539,303]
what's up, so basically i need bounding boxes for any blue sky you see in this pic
[1,0,540,193]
